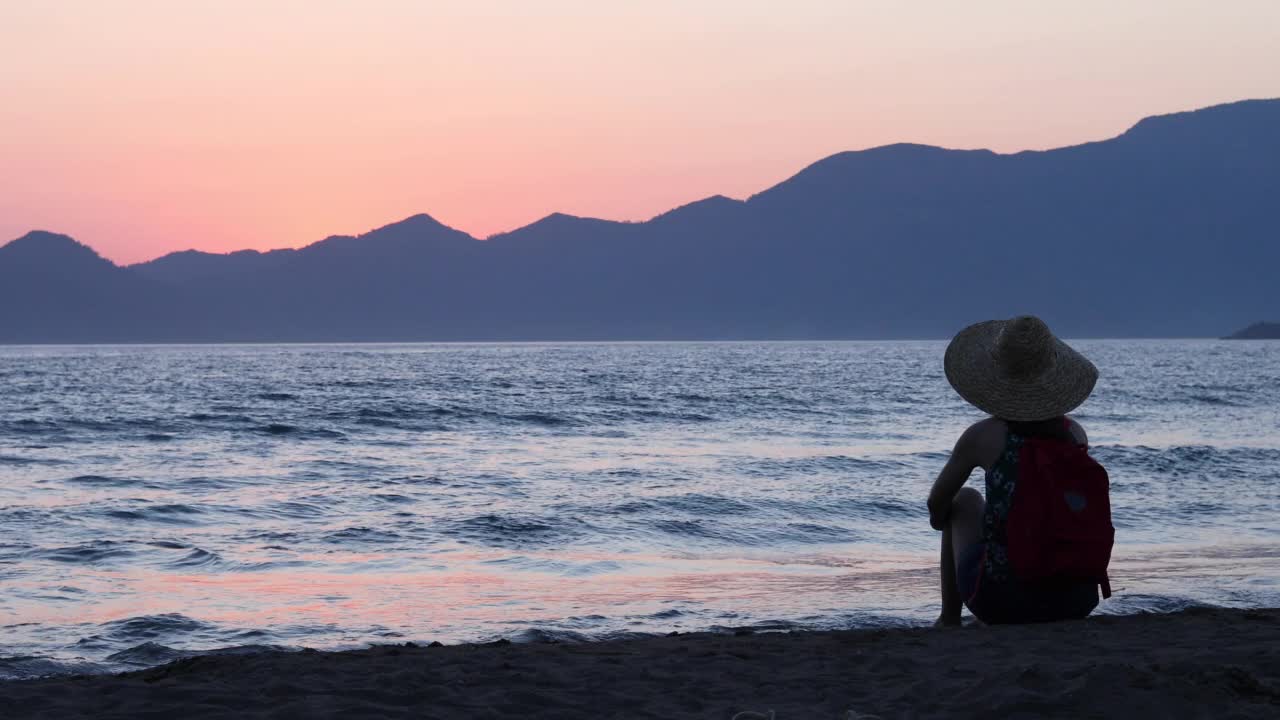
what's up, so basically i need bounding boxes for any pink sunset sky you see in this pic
[2,0,1278,265]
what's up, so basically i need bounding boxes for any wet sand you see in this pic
[2,607,1277,719]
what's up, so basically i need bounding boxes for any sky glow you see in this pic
[2,0,1277,264]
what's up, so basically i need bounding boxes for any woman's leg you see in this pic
[937,486,985,626]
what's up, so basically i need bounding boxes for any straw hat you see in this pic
[944,315,1098,421]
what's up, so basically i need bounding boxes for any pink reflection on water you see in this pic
[12,542,1275,646]
[16,546,937,641]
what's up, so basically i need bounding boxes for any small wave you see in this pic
[104,641,190,666]
[387,475,448,486]
[1186,393,1244,407]
[187,412,253,423]
[505,627,591,644]
[144,433,176,442]
[0,656,109,681]
[29,541,134,565]
[237,530,300,543]
[1093,593,1215,616]
[623,409,715,423]
[744,455,911,477]
[65,474,153,488]
[448,513,590,549]
[103,503,206,525]
[165,547,226,569]
[352,406,419,420]
[707,619,803,634]
[4,419,63,434]
[254,424,345,439]
[98,613,216,643]
[480,555,574,573]
[479,556,621,576]
[335,405,455,431]
[64,419,116,432]
[0,454,70,466]
[256,392,298,401]
[331,379,394,388]
[563,560,624,576]
[780,522,855,543]
[1093,444,1280,481]
[760,495,920,520]
[119,418,182,433]
[322,526,402,544]
[612,493,757,517]
[372,493,415,504]
[505,412,575,427]
[149,545,293,573]
[643,514,863,546]
[647,518,723,539]
[256,501,328,520]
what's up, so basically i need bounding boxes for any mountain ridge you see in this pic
[3,97,1278,342]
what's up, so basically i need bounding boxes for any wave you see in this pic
[163,547,226,569]
[743,455,914,477]
[3,419,64,434]
[103,641,191,666]
[187,412,253,423]
[612,493,758,517]
[327,403,580,428]
[0,656,108,681]
[322,526,402,544]
[254,423,346,439]
[609,408,715,423]
[96,613,217,644]
[64,474,156,488]
[0,454,70,465]
[250,501,329,521]
[149,545,296,573]
[447,513,593,549]
[101,503,206,525]
[1093,444,1280,479]
[27,541,135,565]
[636,516,860,546]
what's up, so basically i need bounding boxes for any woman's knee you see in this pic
[952,486,984,514]
[949,486,985,544]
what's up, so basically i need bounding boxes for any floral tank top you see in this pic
[980,431,1023,584]
[980,419,1076,584]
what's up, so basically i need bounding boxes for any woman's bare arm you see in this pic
[927,419,1003,530]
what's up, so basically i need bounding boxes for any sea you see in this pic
[1,341,1277,679]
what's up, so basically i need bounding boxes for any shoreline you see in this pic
[2,608,1277,719]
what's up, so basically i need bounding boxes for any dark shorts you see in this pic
[956,543,1099,624]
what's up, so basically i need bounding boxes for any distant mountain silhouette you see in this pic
[1225,322,1280,339]
[0,232,197,342]
[3,98,1279,342]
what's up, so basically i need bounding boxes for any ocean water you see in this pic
[1,341,1277,679]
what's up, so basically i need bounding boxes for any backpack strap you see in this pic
[1009,417,1075,443]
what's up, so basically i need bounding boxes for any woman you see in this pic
[928,315,1111,626]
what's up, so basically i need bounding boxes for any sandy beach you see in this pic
[1,607,1276,719]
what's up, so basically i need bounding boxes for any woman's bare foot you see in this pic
[934,613,962,628]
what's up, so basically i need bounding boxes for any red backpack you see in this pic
[1005,426,1114,598]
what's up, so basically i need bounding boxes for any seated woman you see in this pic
[929,315,1112,626]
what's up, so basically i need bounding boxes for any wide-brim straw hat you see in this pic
[944,315,1098,422]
